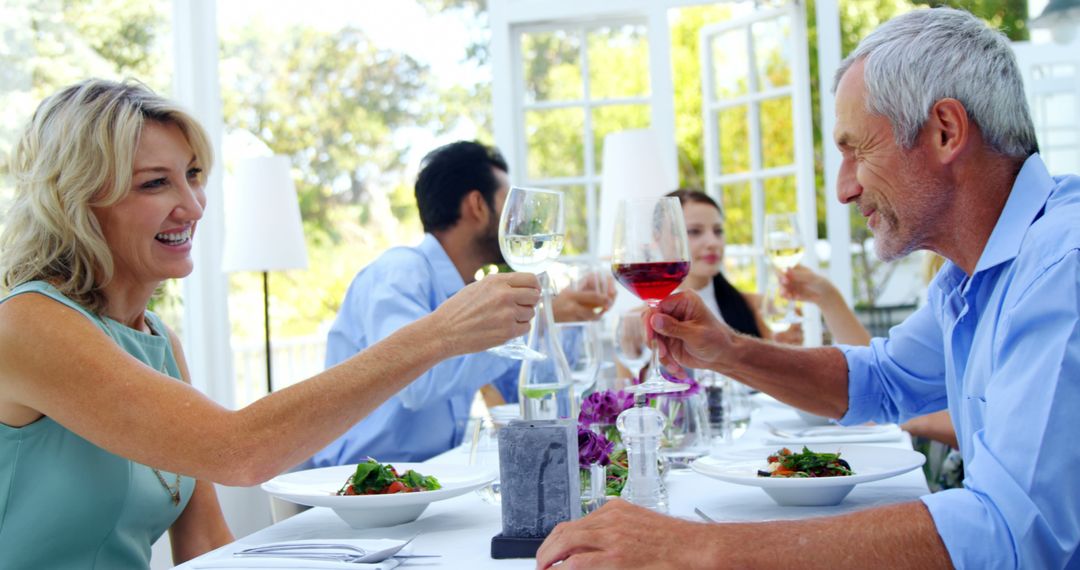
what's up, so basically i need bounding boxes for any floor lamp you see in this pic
[222,155,308,393]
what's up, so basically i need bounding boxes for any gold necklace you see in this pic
[149,341,181,506]
[152,467,182,506]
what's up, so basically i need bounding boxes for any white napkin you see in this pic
[762,424,904,445]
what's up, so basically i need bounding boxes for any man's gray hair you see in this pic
[834,7,1037,158]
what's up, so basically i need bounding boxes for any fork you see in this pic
[241,543,369,555]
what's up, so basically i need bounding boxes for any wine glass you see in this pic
[763,213,805,325]
[613,309,650,384]
[610,197,691,395]
[760,270,797,335]
[488,186,565,360]
[557,322,601,399]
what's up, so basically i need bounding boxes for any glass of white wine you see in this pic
[763,213,805,325]
[488,186,565,360]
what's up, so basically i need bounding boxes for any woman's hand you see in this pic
[429,272,541,355]
[779,265,838,305]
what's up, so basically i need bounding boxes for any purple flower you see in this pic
[577,426,615,468]
[661,369,701,399]
[578,390,635,425]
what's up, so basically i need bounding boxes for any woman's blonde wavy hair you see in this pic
[2,78,213,314]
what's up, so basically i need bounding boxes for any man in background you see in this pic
[302,141,611,466]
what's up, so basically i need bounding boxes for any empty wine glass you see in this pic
[467,416,501,504]
[557,322,601,399]
[488,186,565,360]
[610,197,691,395]
[764,213,804,325]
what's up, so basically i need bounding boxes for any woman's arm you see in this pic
[164,329,233,564]
[0,272,539,486]
[781,265,871,346]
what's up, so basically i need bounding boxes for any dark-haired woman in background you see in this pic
[665,189,799,343]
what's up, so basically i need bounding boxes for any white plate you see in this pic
[262,463,496,528]
[690,445,925,507]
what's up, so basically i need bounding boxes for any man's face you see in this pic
[833,59,944,261]
[476,167,510,265]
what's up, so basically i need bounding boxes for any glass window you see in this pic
[525,108,585,179]
[760,96,794,168]
[751,15,792,90]
[557,184,590,255]
[717,105,751,173]
[522,29,583,103]
[587,24,650,99]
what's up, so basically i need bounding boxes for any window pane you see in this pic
[763,175,797,214]
[710,28,749,99]
[720,182,753,245]
[525,107,585,179]
[593,104,651,172]
[760,96,794,168]
[750,15,792,90]
[557,184,590,255]
[587,23,649,99]
[522,29,583,103]
[717,105,750,173]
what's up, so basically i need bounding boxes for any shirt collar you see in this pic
[972,153,1055,274]
[417,233,466,297]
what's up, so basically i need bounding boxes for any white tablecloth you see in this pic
[176,397,929,569]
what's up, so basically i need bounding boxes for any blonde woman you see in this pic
[0,79,540,568]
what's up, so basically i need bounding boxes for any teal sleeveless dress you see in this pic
[0,281,196,569]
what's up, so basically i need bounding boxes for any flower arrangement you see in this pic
[577,389,635,496]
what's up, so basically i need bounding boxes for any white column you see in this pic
[171,0,235,407]
[814,0,853,305]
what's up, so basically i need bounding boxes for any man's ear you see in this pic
[926,98,969,165]
[460,189,488,224]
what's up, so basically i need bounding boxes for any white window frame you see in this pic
[490,0,679,257]
[699,1,820,343]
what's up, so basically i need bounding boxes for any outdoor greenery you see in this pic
[0,0,1030,340]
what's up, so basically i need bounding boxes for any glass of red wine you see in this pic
[611,196,691,395]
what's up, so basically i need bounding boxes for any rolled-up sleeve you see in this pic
[839,302,949,426]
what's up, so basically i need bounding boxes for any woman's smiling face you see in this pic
[91,120,206,290]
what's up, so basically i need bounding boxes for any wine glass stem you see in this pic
[646,301,661,382]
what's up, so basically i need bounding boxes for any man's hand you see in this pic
[647,291,736,375]
[535,500,716,569]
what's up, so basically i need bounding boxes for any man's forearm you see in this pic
[712,501,952,568]
[719,337,851,418]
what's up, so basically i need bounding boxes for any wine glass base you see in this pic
[487,343,547,361]
[625,381,689,395]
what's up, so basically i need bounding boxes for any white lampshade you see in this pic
[222,155,309,272]
[597,128,677,258]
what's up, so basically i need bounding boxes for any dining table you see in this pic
[175,394,930,569]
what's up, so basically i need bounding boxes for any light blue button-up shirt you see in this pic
[301,234,519,466]
[839,154,1080,568]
